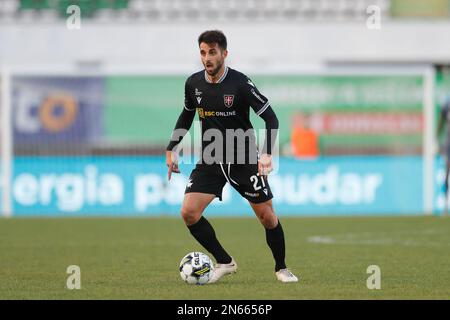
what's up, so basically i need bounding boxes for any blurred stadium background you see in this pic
[1,0,450,218]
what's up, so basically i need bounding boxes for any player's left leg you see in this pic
[249,199,298,283]
[226,163,298,282]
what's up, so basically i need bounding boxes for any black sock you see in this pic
[187,216,232,264]
[265,220,287,272]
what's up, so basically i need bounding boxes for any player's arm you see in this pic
[242,77,279,175]
[258,106,279,176]
[437,112,445,142]
[436,101,450,155]
[437,104,448,138]
[166,80,196,180]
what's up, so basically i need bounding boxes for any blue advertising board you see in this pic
[12,77,104,144]
[8,156,425,216]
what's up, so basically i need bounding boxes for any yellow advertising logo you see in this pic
[197,107,204,118]
[39,93,78,132]
[196,107,236,119]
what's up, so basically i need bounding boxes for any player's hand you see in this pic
[166,150,180,181]
[258,153,273,176]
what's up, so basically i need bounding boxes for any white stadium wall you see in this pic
[1,22,450,71]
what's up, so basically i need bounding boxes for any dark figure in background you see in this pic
[437,95,450,215]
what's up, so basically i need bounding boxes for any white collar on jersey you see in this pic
[204,66,229,84]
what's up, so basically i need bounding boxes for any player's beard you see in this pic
[206,59,223,77]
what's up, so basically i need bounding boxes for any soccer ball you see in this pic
[179,252,214,285]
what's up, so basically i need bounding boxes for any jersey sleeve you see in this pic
[166,78,196,151]
[441,97,450,119]
[184,78,196,112]
[241,76,270,116]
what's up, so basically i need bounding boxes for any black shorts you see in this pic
[185,163,273,203]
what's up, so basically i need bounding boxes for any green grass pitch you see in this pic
[0,216,449,299]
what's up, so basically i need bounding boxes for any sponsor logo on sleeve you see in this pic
[251,89,266,104]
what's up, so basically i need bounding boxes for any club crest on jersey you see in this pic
[224,95,234,108]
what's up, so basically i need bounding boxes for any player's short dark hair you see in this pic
[198,30,227,51]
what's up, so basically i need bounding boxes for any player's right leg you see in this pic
[181,193,237,284]
[180,192,215,226]
[181,165,237,283]
[181,193,233,265]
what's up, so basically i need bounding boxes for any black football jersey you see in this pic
[440,96,450,143]
[184,67,270,165]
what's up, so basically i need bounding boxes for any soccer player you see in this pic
[437,94,450,215]
[166,30,298,283]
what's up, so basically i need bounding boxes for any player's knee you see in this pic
[261,214,278,229]
[254,203,277,228]
[180,205,201,225]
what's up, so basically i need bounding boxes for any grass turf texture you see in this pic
[0,216,449,299]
